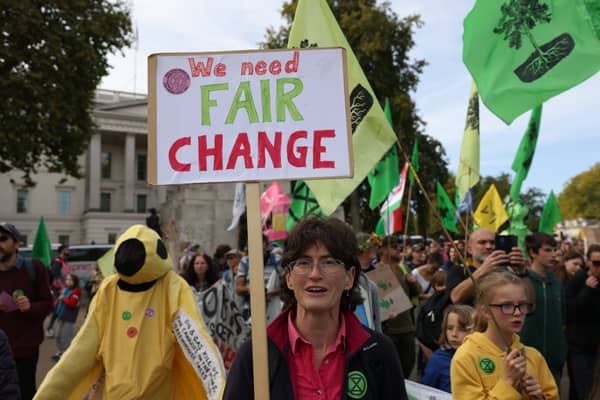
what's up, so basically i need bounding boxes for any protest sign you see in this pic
[194,280,250,371]
[148,48,351,185]
[405,380,452,400]
[366,265,412,321]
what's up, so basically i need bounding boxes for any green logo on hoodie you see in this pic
[479,357,496,374]
[348,371,367,398]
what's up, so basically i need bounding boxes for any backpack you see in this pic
[416,289,451,351]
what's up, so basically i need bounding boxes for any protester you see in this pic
[52,273,81,362]
[421,304,474,393]
[224,216,407,399]
[519,233,566,383]
[566,243,600,400]
[572,238,585,257]
[416,270,449,358]
[35,225,225,399]
[447,228,526,306]
[46,244,70,338]
[412,251,444,300]
[405,243,427,270]
[0,222,53,400]
[442,244,460,271]
[236,234,282,319]
[178,243,201,273]
[355,232,382,332]
[0,329,20,400]
[555,250,584,286]
[182,253,220,292]
[451,270,558,398]
[378,235,421,377]
[213,244,232,276]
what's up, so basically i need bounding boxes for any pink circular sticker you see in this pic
[163,68,190,94]
[145,307,155,318]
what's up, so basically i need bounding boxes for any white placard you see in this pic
[148,48,351,185]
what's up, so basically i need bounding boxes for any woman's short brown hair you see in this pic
[281,216,362,311]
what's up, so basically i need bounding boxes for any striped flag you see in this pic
[376,163,408,235]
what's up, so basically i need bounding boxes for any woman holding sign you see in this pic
[224,216,407,400]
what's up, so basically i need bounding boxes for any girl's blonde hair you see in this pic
[438,304,474,349]
[473,270,529,332]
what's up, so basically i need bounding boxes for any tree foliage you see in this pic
[262,0,449,233]
[558,163,600,220]
[0,0,133,184]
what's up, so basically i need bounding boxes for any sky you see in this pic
[101,0,600,198]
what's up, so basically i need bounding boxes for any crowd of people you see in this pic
[0,217,599,399]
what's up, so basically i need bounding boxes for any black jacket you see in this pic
[566,268,600,353]
[0,329,20,400]
[224,309,408,400]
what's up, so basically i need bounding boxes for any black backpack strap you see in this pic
[24,258,38,286]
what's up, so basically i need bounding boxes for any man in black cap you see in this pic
[0,222,53,400]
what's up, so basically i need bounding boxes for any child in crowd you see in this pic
[52,273,81,362]
[421,304,474,392]
[451,270,558,399]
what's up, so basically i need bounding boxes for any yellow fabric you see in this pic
[451,332,558,399]
[474,184,509,232]
[35,225,225,400]
[456,80,480,201]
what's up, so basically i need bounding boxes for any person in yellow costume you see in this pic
[35,225,225,399]
[451,270,558,399]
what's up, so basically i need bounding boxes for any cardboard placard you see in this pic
[366,265,413,321]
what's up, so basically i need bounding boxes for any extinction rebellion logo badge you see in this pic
[347,370,367,399]
[478,357,496,374]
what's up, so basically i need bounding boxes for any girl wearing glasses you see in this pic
[451,270,558,399]
[224,216,407,400]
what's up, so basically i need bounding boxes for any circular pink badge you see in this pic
[145,308,155,318]
[163,68,191,95]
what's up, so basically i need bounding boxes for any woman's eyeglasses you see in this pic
[488,302,534,315]
[288,257,345,275]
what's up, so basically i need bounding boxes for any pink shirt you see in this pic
[287,312,347,400]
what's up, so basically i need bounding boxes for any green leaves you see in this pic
[0,0,133,183]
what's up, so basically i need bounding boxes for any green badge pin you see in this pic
[12,289,24,299]
[479,357,496,374]
[347,370,367,399]
[122,310,132,321]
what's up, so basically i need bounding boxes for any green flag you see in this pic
[286,180,323,232]
[510,105,543,202]
[436,182,459,233]
[464,0,600,124]
[368,98,399,209]
[409,139,419,185]
[288,0,397,215]
[455,80,480,202]
[538,191,562,234]
[31,216,53,267]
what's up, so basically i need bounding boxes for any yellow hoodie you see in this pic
[451,332,558,399]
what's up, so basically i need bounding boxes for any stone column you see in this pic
[88,133,101,210]
[124,133,136,211]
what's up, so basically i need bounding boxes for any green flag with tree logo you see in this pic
[288,0,398,215]
[368,98,399,209]
[436,182,459,233]
[31,216,53,267]
[464,0,600,124]
[538,190,562,234]
[286,180,323,232]
[510,105,543,202]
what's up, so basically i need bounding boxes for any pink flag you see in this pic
[260,182,291,241]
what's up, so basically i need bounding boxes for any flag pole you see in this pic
[246,182,270,400]
[402,182,413,252]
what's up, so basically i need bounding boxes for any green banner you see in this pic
[464,0,600,124]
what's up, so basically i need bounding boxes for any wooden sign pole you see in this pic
[246,182,270,400]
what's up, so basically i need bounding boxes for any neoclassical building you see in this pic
[0,89,239,253]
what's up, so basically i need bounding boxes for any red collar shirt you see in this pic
[287,312,347,400]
